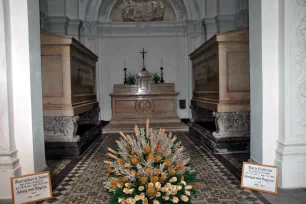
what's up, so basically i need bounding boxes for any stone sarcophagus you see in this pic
[189,28,250,153]
[109,70,181,125]
[41,31,99,158]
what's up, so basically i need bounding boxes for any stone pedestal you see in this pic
[44,107,101,158]
[189,106,250,154]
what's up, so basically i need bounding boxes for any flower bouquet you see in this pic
[104,119,197,204]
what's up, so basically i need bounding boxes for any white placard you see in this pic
[11,171,52,204]
[241,162,278,194]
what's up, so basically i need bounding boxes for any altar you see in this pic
[103,69,188,133]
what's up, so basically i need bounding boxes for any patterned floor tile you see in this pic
[42,132,268,204]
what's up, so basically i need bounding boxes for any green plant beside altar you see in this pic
[126,72,137,85]
[151,72,161,84]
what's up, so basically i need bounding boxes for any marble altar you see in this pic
[105,70,188,133]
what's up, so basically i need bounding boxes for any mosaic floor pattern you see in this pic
[43,133,269,204]
[47,159,72,178]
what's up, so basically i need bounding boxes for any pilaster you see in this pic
[202,17,217,41]
[67,19,82,40]
[48,16,69,35]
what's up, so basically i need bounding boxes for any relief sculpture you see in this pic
[121,0,165,22]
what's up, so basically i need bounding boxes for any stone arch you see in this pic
[83,0,200,22]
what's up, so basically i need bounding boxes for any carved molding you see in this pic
[212,112,250,138]
[296,0,306,126]
[44,116,80,142]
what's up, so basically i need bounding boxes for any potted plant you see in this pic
[126,72,137,85]
[151,72,160,84]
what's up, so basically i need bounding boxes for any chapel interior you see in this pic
[1,0,306,203]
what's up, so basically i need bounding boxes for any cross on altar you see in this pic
[140,48,148,71]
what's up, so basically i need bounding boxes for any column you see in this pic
[0,0,21,200]
[0,0,46,200]
[249,0,306,188]
[275,0,306,188]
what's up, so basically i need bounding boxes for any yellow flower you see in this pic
[181,195,189,202]
[153,200,160,204]
[161,187,168,192]
[172,196,179,203]
[148,182,154,188]
[147,186,156,197]
[156,192,161,197]
[144,145,151,154]
[134,195,141,201]
[177,185,182,190]
[126,197,136,204]
[140,176,148,185]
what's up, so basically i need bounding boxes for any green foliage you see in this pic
[151,72,160,84]
[127,72,137,85]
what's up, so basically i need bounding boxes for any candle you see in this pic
[160,58,163,67]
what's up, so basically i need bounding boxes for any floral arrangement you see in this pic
[104,119,197,204]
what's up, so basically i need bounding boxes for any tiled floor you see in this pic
[42,132,271,204]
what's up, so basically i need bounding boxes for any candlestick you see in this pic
[160,67,164,83]
[124,68,127,84]
[124,58,127,68]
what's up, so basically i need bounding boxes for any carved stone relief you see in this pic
[296,0,306,126]
[109,0,178,22]
[43,116,80,142]
[212,112,250,138]
[136,99,153,113]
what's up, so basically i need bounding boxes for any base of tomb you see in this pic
[45,123,103,159]
[188,122,250,154]
[102,122,189,134]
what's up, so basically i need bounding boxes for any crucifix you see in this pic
[140,48,148,71]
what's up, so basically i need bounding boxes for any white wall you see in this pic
[97,23,190,120]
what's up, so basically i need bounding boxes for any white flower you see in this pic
[161,187,168,192]
[177,185,182,190]
[153,200,160,204]
[138,186,145,191]
[185,185,192,190]
[163,196,169,201]
[181,195,189,202]
[185,190,191,196]
[172,196,179,203]
[169,177,177,183]
[155,182,161,189]
[148,183,154,188]
[166,183,172,188]
[125,183,132,188]
[128,188,135,194]
[118,198,124,202]
[140,193,145,199]
[123,188,130,194]
[126,197,136,204]
[181,181,186,186]
[134,195,141,201]
[156,192,161,197]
